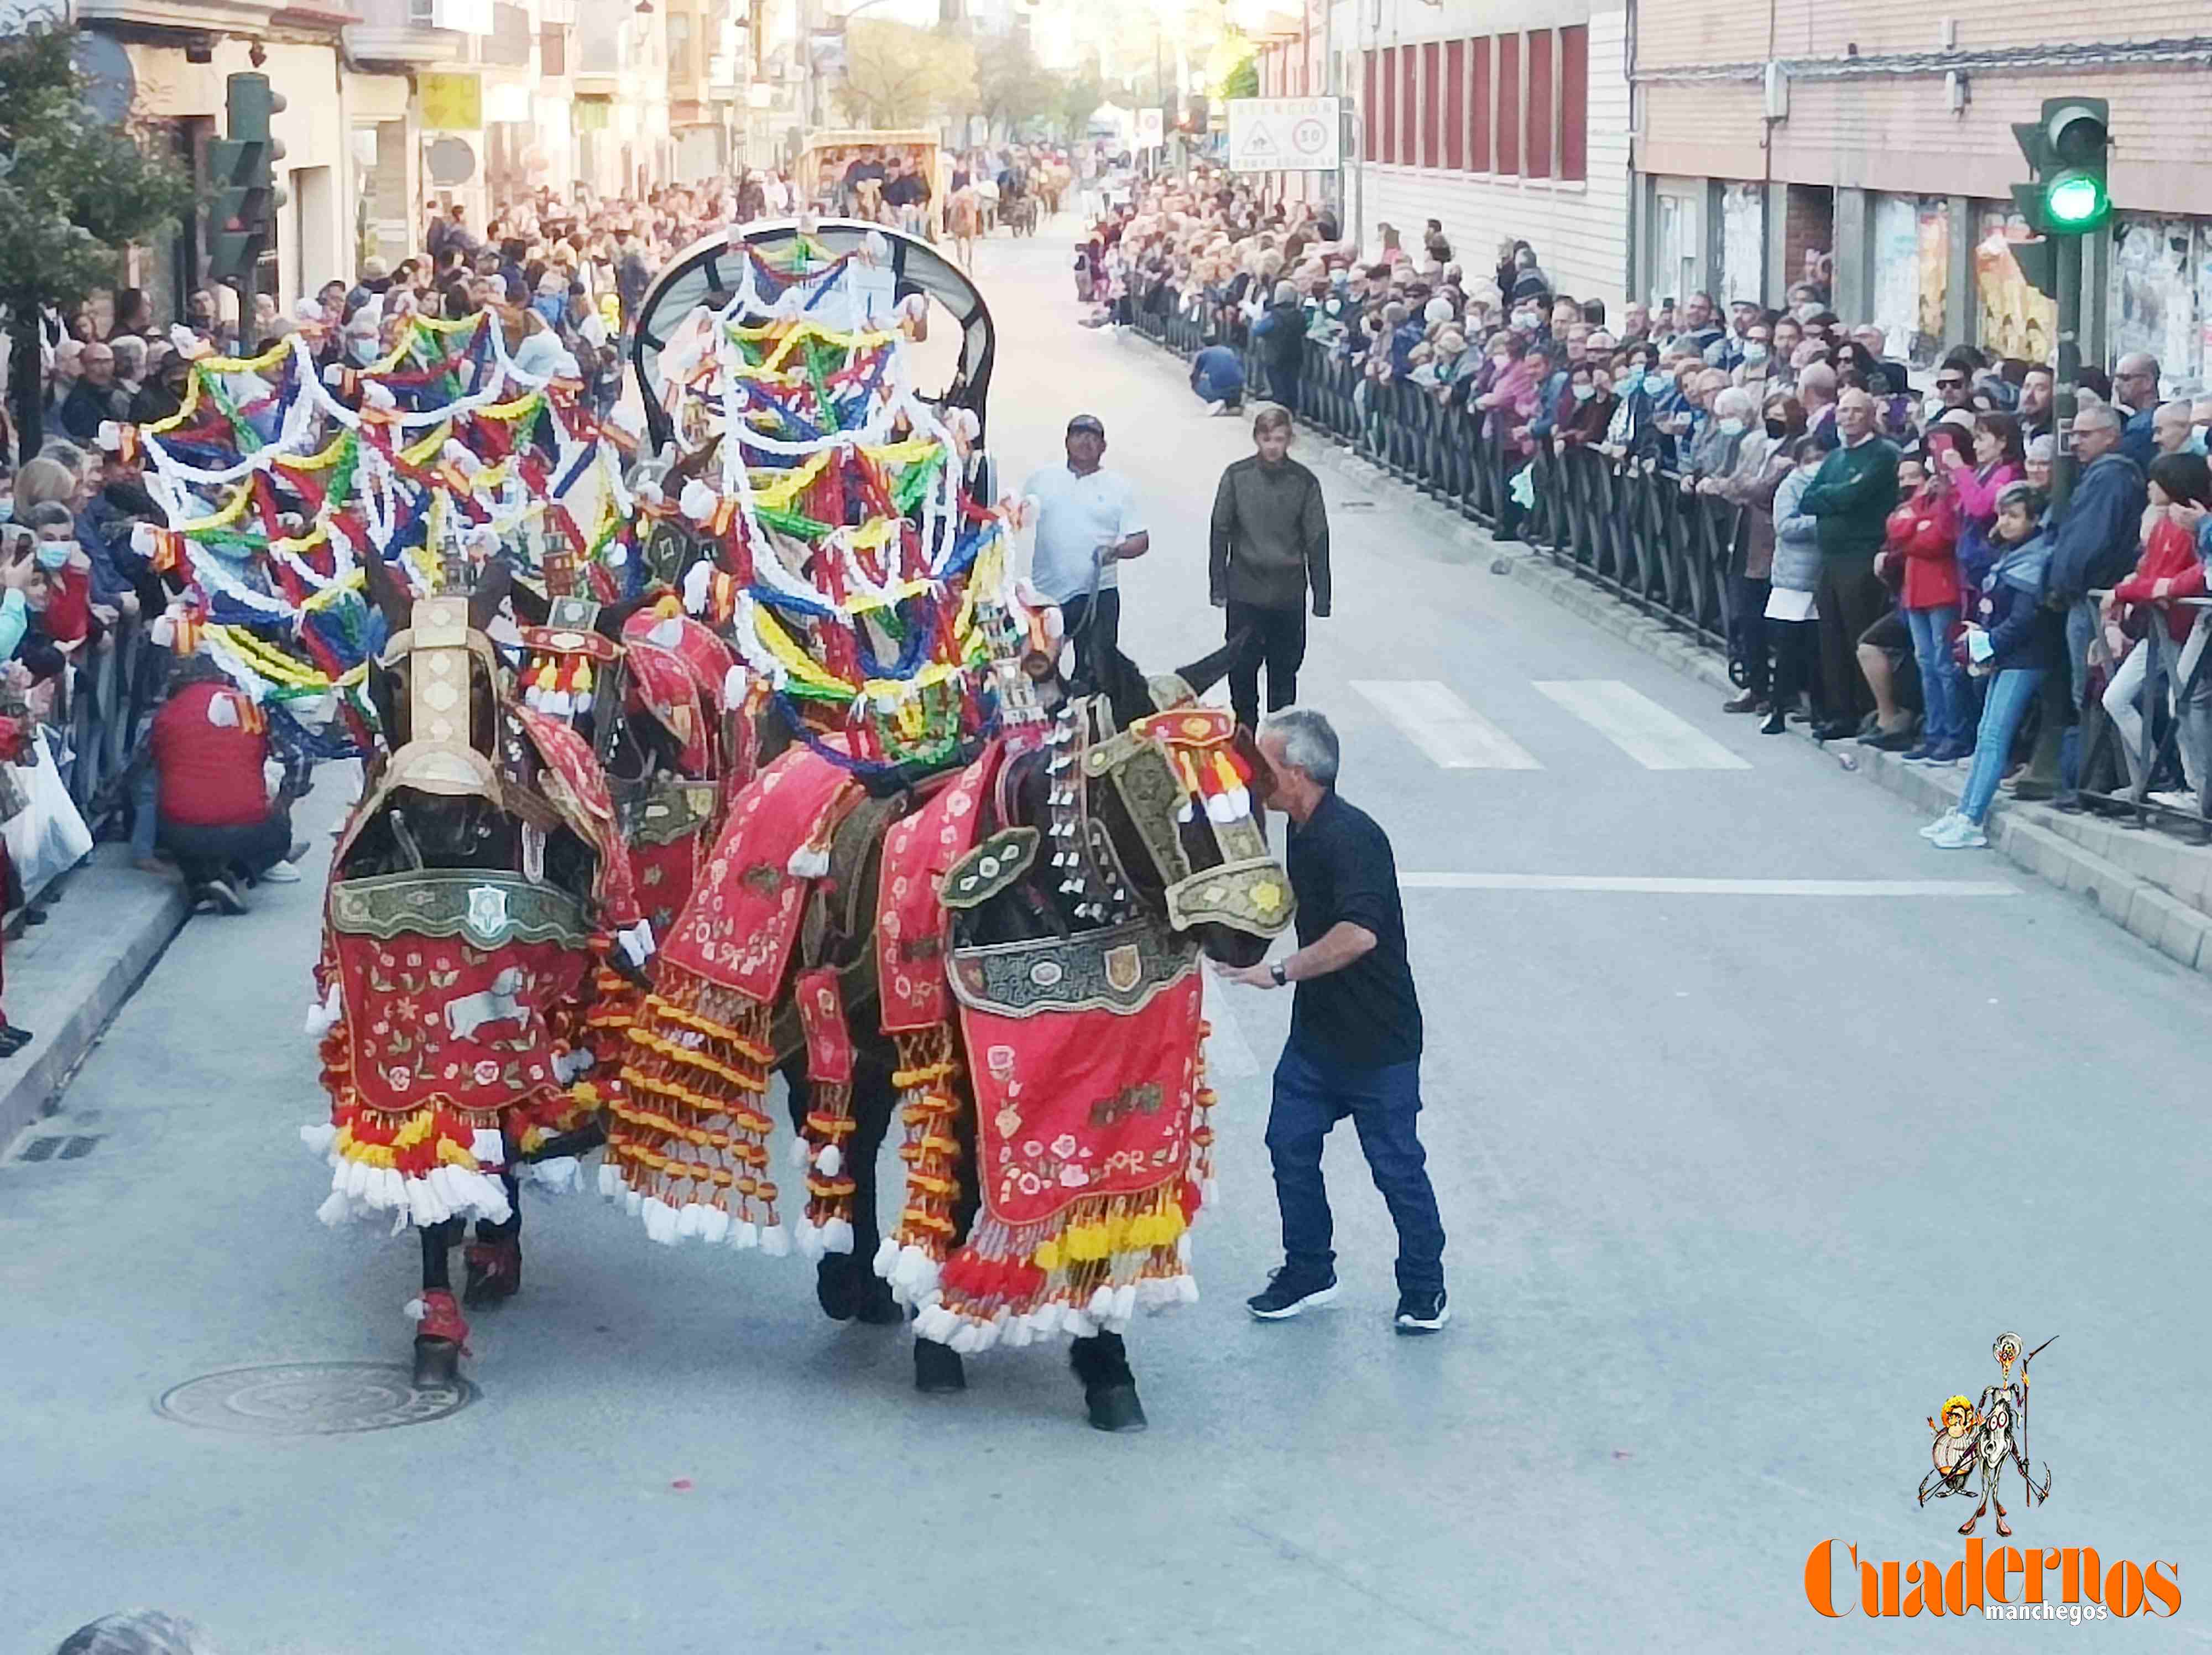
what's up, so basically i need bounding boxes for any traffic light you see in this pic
[205,71,288,284]
[2007,96,2108,298]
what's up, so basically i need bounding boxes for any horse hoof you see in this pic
[852,1277,904,1325]
[462,1239,521,1308]
[914,1337,967,1394]
[413,1338,463,1388]
[1085,1383,1147,1433]
[815,1255,860,1322]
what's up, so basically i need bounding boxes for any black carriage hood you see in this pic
[627,218,997,455]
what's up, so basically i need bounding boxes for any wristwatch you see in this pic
[1270,961,1287,987]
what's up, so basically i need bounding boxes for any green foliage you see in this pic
[1056,71,1106,140]
[832,19,978,128]
[0,28,192,314]
[1222,56,1259,101]
[975,30,1056,136]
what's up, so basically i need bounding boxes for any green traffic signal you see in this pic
[2010,96,2108,239]
[2043,170,2107,230]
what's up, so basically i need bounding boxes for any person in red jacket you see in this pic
[149,658,306,913]
[1888,434,1969,762]
[2100,450,2212,800]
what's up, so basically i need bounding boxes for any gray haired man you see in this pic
[1213,709,1448,1333]
[2018,398,2146,802]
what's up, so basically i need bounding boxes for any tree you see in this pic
[1222,55,1258,101]
[0,28,192,461]
[1056,71,1105,142]
[975,31,1055,138]
[832,20,977,129]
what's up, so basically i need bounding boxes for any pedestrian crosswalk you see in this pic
[1533,679,1752,771]
[1349,678,1750,772]
[1349,679,1541,769]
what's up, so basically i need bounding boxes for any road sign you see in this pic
[1135,107,1164,147]
[1228,97,1341,173]
[419,71,482,133]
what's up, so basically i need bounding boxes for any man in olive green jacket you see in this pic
[1209,404,1332,729]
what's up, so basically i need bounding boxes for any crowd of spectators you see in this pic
[1080,164,2212,847]
[0,174,825,933]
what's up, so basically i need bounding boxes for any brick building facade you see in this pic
[1631,1,2212,386]
[1317,0,1635,315]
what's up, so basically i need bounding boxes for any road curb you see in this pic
[0,851,190,1152]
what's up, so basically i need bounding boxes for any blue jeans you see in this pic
[1960,667,2046,824]
[1264,1036,1445,1293]
[1906,605,1969,747]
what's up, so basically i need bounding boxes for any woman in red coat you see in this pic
[1887,434,1969,762]
[2100,450,2212,798]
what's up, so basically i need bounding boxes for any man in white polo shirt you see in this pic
[1021,412,1149,688]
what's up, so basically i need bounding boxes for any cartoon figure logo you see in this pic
[1918,1332,2056,1538]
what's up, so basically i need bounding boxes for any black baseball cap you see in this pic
[1066,414,1105,436]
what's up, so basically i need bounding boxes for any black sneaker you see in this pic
[1246,1268,1340,1320]
[199,879,248,916]
[1394,1289,1450,1335]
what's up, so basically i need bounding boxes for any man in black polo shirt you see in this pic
[1215,709,1447,1334]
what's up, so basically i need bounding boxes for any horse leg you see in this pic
[843,1050,902,1325]
[1070,1329,1147,1433]
[912,1075,978,1395]
[414,1217,471,1386]
[464,1166,523,1307]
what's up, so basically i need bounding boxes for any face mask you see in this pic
[0,499,13,524]
[1765,417,1787,438]
[1490,355,1510,368]
[1572,384,1596,402]
[1642,372,1669,395]
[1743,343,1770,365]
[35,540,73,571]
[1511,313,1536,331]
[2192,429,2210,456]
[1718,417,1746,436]
[351,337,380,365]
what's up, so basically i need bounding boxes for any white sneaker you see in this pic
[1929,814,1989,850]
[259,859,303,884]
[2150,789,2200,812]
[1918,810,1961,840]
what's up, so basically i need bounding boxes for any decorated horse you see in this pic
[302,551,655,1385]
[596,221,1295,1428]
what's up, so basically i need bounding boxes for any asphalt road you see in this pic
[3,217,2206,1653]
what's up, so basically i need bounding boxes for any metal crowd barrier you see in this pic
[1124,290,1743,654]
[2075,594,2212,842]
[60,611,160,832]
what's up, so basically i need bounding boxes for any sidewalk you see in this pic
[1106,326,2212,980]
[0,845,190,1153]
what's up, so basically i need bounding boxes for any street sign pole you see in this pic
[2052,232,2081,514]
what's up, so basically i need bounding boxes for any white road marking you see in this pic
[1399,873,2017,897]
[1200,970,1262,1078]
[1350,679,1542,769]
[1533,679,1752,770]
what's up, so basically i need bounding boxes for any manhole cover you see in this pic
[156,1362,477,1435]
